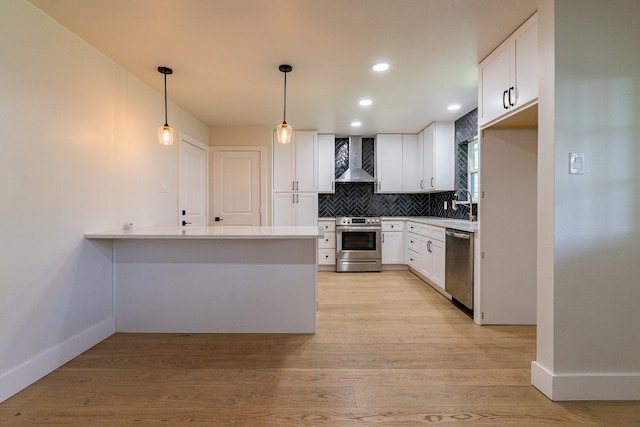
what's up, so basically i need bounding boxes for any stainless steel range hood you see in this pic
[335,136,376,183]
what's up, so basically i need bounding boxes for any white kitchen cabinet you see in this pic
[318,134,335,193]
[273,192,318,227]
[273,130,318,192]
[375,134,403,193]
[377,134,421,193]
[318,219,336,265]
[402,134,420,192]
[478,12,538,127]
[381,220,404,264]
[417,122,455,192]
[406,221,446,291]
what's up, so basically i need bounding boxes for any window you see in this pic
[467,137,479,200]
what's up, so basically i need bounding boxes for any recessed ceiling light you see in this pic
[351,121,362,127]
[359,99,372,106]
[372,62,389,72]
[447,104,461,111]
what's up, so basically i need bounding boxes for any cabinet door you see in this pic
[382,232,404,264]
[294,192,318,226]
[294,131,318,192]
[512,14,538,110]
[430,239,446,290]
[433,122,455,191]
[478,41,510,127]
[273,134,295,192]
[419,125,435,190]
[402,134,419,192]
[318,134,335,193]
[375,134,403,193]
[273,193,294,226]
[418,237,432,278]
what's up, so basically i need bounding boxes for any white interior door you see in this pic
[179,138,208,226]
[212,147,264,226]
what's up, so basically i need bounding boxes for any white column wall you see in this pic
[533,0,640,400]
[0,0,208,402]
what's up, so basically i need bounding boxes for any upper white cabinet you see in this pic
[375,134,404,193]
[273,130,318,192]
[318,134,335,193]
[417,122,455,192]
[376,134,421,193]
[402,134,420,192]
[479,12,538,127]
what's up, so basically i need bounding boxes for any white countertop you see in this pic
[86,225,324,240]
[396,217,479,233]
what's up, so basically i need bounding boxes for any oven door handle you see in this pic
[336,226,381,232]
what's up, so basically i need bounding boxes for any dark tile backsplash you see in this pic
[319,110,478,220]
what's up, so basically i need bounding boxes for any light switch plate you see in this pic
[569,153,584,175]
[161,182,171,193]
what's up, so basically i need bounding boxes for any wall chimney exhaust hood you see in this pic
[335,136,376,183]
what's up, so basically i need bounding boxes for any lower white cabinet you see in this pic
[382,220,404,264]
[405,221,446,291]
[318,219,336,265]
[273,193,318,226]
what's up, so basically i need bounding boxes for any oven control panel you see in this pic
[336,217,381,225]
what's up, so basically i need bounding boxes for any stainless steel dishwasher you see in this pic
[445,229,474,311]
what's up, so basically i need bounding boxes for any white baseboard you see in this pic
[0,317,115,403]
[532,361,640,401]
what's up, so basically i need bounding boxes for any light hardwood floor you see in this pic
[1,271,639,425]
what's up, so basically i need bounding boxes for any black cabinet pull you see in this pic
[503,89,509,109]
[182,220,192,226]
[508,86,515,106]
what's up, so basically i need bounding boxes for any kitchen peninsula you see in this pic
[86,225,323,333]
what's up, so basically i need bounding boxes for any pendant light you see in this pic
[157,66,174,146]
[276,64,293,144]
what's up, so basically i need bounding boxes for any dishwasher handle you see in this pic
[446,229,471,240]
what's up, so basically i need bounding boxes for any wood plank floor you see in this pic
[2,271,639,425]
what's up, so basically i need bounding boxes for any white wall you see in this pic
[533,0,640,400]
[0,0,208,402]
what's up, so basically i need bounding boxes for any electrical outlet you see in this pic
[444,201,448,210]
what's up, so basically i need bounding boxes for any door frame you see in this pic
[178,132,209,226]
[210,146,267,226]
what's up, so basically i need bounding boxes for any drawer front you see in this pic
[318,232,336,249]
[381,220,404,232]
[430,226,446,242]
[406,248,419,269]
[406,222,419,234]
[406,232,420,252]
[416,225,430,238]
[319,220,335,232]
[318,248,336,265]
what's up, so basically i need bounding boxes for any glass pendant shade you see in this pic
[158,124,174,146]
[277,121,292,144]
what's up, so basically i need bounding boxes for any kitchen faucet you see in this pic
[454,189,476,222]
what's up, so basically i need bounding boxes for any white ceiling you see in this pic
[28,0,537,137]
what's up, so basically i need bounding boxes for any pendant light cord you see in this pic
[282,70,287,123]
[163,73,169,126]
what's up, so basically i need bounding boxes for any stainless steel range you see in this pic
[335,216,382,272]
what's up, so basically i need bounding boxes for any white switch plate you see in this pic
[569,153,584,175]
[161,182,170,193]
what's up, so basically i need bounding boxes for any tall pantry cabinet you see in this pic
[272,130,318,226]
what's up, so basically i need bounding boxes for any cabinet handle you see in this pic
[332,181,334,192]
[430,177,434,188]
[296,181,299,191]
[420,180,424,189]
[428,240,432,252]
[503,89,509,109]
[382,233,385,243]
[296,194,299,203]
[509,86,515,107]
[378,181,381,191]
[292,194,295,203]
